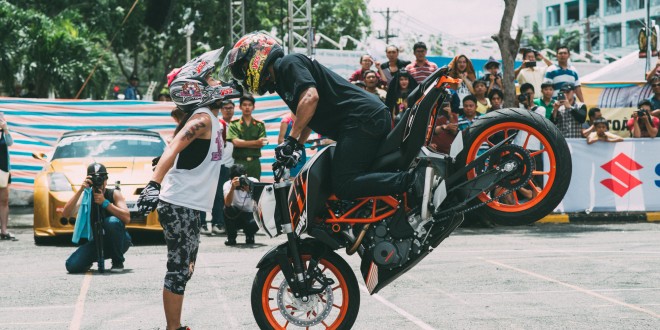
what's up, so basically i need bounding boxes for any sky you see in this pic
[366,0,507,57]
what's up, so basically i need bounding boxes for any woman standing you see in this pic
[0,112,15,241]
[385,70,418,122]
[448,54,477,111]
[137,48,241,330]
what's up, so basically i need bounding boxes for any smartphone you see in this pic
[525,61,537,68]
[557,92,566,101]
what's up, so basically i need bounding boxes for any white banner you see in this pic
[554,138,660,213]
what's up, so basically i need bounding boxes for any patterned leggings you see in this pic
[158,201,201,295]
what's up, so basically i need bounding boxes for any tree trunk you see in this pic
[492,0,521,108]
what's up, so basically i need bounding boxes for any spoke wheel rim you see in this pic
[262,256,350,329]
[466,122,557,212]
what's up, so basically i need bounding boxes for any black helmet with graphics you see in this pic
[219,32,284,95]
[168,47,242,113]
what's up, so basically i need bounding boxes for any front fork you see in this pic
[272,181,331,299]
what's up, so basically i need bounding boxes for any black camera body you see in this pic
[525,61,537,68]
[637,109,647,118]
[557,92,566,101]
[518,94,529,103]
[238,175,251,189]
[90,174,105,190]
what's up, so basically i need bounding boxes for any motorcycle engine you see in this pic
[364,216,420,269]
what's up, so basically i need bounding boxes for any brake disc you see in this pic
[277,278,334,327]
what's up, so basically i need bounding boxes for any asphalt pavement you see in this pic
[1,207,660,329]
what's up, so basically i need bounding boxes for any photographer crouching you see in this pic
[223,164,259,246]
[63,163,131,273]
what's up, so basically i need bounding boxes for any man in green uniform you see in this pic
[227,95,267,179]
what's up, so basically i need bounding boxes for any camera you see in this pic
[525,61,537,68]
[557,92,566,101]
[518,94,529,103]
[238,175,251,188]
[90,174,106,190]
[636,109,647,118]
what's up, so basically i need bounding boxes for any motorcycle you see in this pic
[251,68,572,329]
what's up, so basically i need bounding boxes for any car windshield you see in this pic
[52,134,165,160]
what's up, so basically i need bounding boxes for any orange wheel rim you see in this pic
[466,122,557,212]
[261,256,350,329]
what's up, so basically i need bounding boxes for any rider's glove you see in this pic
[137,180,161,216]
[274,136,304,168]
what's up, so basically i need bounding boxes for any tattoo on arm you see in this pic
[184,120,207,140]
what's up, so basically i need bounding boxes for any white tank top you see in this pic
[160,107,223,212]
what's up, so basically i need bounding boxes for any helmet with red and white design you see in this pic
[168,47,242,113]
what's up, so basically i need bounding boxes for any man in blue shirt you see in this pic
[124,74,141,100]
[544,46,584,103]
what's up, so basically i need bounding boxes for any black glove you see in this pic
[137,180,161,216]
[274,136,304,168]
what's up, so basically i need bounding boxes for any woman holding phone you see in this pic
[0,112,15,241]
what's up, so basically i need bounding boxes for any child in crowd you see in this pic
[586,118,623,144]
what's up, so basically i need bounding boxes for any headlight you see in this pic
[48,172,72,191]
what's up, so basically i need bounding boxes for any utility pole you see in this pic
[375,8,399,44]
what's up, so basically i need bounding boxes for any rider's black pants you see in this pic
[332,110,409,200]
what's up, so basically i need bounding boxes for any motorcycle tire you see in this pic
[456,108,571,226]
[251,250,360,329]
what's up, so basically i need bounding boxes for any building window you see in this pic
[566,1,579,24]
[627,0,645,11]
[627,20,644,46]
[605,24,622,48]
[524,15,530,29]
[605,0,621,15]
[586,0,599,17]
[547,5,560,27]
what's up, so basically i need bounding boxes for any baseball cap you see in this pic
[87,163,108,176]
[560,82,575,91]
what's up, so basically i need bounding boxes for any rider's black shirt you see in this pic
[273,54,388,140]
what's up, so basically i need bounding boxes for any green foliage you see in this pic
[522,21,545,51]
[547,28,581,53]
[3,0,372,99]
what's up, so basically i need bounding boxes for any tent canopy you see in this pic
[582,52,651,84]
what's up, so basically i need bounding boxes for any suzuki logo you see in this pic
[600,153,643,197]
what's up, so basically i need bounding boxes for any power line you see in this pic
[374,8,399,44]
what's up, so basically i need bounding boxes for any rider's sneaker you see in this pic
[245,235,255,245]
[200,225,211,235]
[224,238,237,246]
[212,225,226,235]
[177,326,191,330]
[111,261,124,272]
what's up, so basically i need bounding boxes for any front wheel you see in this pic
[457,108,572,226]
[251,251,360,329]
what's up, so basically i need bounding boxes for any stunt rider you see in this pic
[220,32,419,199]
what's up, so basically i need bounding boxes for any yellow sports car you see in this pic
[32,129,166,243]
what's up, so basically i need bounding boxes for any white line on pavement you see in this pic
[0,305,74,311]
[198,254,239,329]
[359,284,436,330]
[69,271,92,330]
[483,258,660,319]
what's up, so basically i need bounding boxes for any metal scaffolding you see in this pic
[229,0,245,44]
[287,0,312,55]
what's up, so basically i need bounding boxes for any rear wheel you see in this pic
[251,251,360,329]
[457,108,571,226]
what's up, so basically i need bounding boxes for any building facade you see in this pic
[518,0,660,57]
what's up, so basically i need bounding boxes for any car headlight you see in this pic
[48,172,73,192]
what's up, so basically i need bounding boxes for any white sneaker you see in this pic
[212,225,226,235]
[200,225,211,235]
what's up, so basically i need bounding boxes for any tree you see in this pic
[492,0,521,108]
[547,28,581,53]
[522,21,545,51]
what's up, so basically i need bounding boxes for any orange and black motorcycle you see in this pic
[251,68,571,329]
